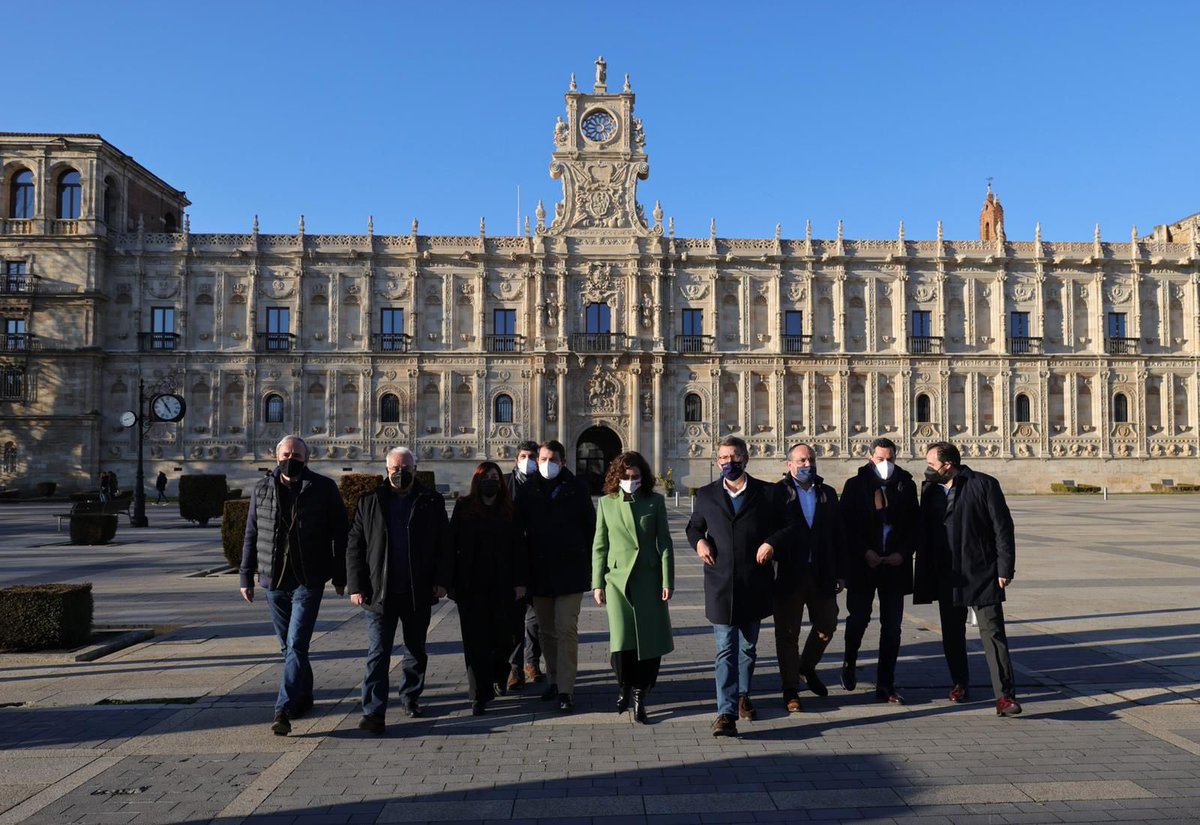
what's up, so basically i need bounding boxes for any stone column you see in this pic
[629,365,642,453]
[556,366,567,443]
[832,271,846,351]
[652,363,664,473]
[531,366,544,439]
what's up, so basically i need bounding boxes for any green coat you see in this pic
[591,492,674,660]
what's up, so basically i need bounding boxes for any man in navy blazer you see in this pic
[685,435,781,737]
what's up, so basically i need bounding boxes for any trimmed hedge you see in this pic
[339,473,384,521]
[69,513,118,545]
[1050,483,1101,494]
[221,499,250,568]
[1150,483,1200,493]
[179,474,229,526]
[0,583,93,651]
[35,482,57,498]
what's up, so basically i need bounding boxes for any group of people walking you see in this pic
[238,431,1019,739]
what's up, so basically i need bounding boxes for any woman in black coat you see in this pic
[449,461,527,714]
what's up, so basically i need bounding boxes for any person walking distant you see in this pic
[240,435,348,736]
[517,440,595,712]
[592,451,674,723]
[915,441,1022,717]
[838,437,918,704]
[346,446,451,734]
[155,470,169,504]
[685,436,779,737]
[449,461,527,715]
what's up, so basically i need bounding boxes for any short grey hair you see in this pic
[386,446,417,466]
[274,435,308,459]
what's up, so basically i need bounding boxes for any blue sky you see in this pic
[10,1,1199,240]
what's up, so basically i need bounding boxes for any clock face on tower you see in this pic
[580,109,618,143]
[150,393,186,423]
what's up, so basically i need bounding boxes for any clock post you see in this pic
[131,378,149,527]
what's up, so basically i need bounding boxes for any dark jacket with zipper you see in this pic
[839,463,918,594]
[239,466,348,591]
[516,468,595,597]
[764,474,846,596]
[448,497,526,606]
[346,481,451,613]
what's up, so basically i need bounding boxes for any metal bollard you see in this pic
[1103,486,1108,501]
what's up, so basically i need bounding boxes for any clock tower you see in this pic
[540,57,660,237]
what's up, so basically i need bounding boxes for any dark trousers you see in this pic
[773,573,839,692]
[459,600,516,702]
[843,584,906,690]
[361,593,431,719]
[508,599,541,669]
[938,600,1016,700]
[611,650,661,691]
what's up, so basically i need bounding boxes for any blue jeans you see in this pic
[362,594,431,719]
[713,619,761,717]
[265,584,324,715]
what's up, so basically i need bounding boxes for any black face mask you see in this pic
[390,469,415,490]
[479,480,501,498]
[924,467,952,484]
[279,458,305,478]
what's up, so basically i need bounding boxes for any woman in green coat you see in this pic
[592,451,674,723]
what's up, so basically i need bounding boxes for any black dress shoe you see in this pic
[616,685,631,714]
[270,711,291,736]
[840,662,857,692]
[494,680,507,697]
[540,682,559,701]
[557,693,574,712]
[875,688,904,704]
[404,701,423,718]
[632,688,648,724]
[471,700,486,716]
[358,715,385,735]
[801,670,828,697]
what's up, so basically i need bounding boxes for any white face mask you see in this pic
[538,460,561,480]
[874,460,894,480]
[517,458,537,476]
[619,478,640,494]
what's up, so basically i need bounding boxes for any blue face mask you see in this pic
[794,465,815,484]
[720,461,744,481]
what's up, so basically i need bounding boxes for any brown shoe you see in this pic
[784,691,803,713]
[524,663,545,684]
[711,714,738,737]
[506,667,524,691]
[737,694,756,721]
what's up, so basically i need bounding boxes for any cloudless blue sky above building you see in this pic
[10,1,1199,241]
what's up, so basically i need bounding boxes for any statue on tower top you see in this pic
[595,56,607,91]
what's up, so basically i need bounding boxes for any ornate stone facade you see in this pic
[2,64,1199,493]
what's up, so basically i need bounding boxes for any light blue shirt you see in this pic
[792,479,816,528]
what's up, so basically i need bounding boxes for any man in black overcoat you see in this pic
[838,437,918,704]
[915,441,1022,717]
[685,435,780,737]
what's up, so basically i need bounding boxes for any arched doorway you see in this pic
[575,425,621,495]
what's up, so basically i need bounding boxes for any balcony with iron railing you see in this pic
[257,332,297,352]
[1007,336,1043,355]
[372,333,413,352]
[485,334,525,353]
[908,335,944,355]
[569,332,632,353]
[0,277,34,295]
[138,332,181,352]
[675,334,714,354]
[0,370,27,400]
[782,334,812,355]
[0,333,38,353]
[1105,337,1140,355]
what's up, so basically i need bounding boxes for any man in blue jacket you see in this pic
[240,436,348,736]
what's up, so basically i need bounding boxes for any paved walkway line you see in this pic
[209,746,316,823]
[0,756,120,825]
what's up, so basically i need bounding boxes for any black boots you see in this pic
[616,685,631,714]
[632,688,648,724]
